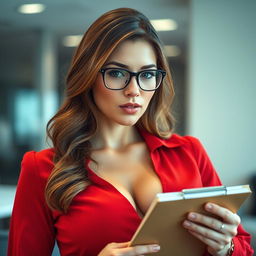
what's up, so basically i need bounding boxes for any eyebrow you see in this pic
[104,61,157,69]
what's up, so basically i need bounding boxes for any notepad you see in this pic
[130,185,252,256]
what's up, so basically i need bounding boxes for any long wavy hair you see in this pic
[45,8,175,213]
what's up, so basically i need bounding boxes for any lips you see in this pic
[119,103,142,114]
[119,103,142,108]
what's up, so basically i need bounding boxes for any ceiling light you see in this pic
[164,45,181,57]
[150,19,178,31]
[63,35,83,47]
[17,4,46,14]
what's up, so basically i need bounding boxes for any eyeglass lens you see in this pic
[104,69,163,90]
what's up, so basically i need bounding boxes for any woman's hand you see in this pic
[183,203,240,256]
[98,242,160,256]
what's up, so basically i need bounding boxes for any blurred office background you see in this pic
[0,0,255,255]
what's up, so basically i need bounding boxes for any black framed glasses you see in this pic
[99,68,166,91]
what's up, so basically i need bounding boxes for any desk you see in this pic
[0,185,16,219]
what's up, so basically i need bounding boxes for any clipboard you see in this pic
[130,185,252,256]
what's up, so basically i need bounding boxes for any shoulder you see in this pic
[170,134,204,150]
[22,148,55,166]
[139,128,204,152]
[165,134,208,159]
[168,133,201,145]
[146,132,223,185]
[21,148,55,182]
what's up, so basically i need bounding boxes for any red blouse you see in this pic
[8,130,254,256]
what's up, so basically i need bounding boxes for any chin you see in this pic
[116,117,140,127]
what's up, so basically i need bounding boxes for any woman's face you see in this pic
[92,39,157,127]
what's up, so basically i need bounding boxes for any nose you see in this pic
[124,76,140,97]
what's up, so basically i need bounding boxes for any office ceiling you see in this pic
[0,0,189,40]
[0,0,189,85]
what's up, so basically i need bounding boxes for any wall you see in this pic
[188,0,256,186]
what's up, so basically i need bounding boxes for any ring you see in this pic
[219,223,225,232]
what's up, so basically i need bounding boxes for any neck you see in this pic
[90,123,142,150]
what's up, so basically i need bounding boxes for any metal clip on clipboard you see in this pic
[182,186,228,199]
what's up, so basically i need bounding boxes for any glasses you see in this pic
[99,68,166,91]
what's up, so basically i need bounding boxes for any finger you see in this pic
[109,242,130,249]
[118,244,160,256]
[205,203,241,225]
[188,230,227,252]
[183,220,231,245]
[187,212,225,233]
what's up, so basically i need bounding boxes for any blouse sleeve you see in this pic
[8,151,56,256]
[188,137,254,256]
[187,136,222,187]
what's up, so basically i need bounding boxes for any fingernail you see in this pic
[151,245,160,252]
[206,203,213,210]
[189,213,196,219]
[184,220,191,227]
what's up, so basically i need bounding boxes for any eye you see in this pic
[106,69,125,78]
[141,71,156,79]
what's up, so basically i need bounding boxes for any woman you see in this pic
[8,8,253,256]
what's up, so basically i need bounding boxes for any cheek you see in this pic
[93,76,107,101]
[92,77,118,110]
[143,92,155,107]
[93,76,105,97]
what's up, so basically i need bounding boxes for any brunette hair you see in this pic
[45,8,175,213]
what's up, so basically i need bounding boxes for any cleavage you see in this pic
[89,147,163,216]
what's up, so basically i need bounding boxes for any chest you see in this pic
[53,146,205,255]
[88,144,163,216]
